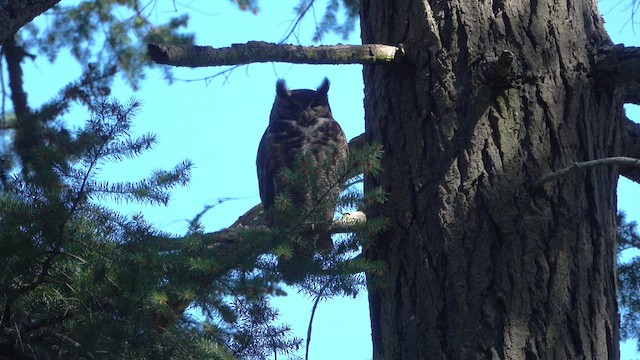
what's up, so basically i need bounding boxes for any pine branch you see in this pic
[146,213,369,332]
[154,210,365,253]
[531,156,640,188]
[146,139,380,331]
[147,41,405,67]
[24,313,71,333]
[618,212,640,252]
[41,330,95,359]
[162,135,377,254]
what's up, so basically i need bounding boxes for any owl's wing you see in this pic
[256,127,277,210]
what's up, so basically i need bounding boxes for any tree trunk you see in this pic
[361,1,620,359]
[0,0,61,45]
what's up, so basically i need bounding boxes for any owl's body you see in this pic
[257,78,347,254]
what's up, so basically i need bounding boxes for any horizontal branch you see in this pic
[596,45,640,104]
[147,41,404,67]
[623,83,640,105]
[149,134,371,328]
[150,206,366,329]
[621,116,640,183]
[154,208,366,254]
[531,157,640,188]
[155,133,369,253]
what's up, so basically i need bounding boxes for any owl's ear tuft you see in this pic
[276,79,290,98]
[317,78,330,96]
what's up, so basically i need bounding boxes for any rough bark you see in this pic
[0,0,60,45]
[147,42,404,67]
[596,45,640,104]
[361,0,620,359]
[3,37,29,116]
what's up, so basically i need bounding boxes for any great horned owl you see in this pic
[257,78,348,260]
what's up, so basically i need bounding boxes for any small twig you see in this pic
[530,156,640,188]
[47,331,94,359]
[280,0,317,44]
[305,283,328,360]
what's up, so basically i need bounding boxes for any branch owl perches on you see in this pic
[256,78,348,283]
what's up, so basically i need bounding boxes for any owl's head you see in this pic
[270,78,332,124]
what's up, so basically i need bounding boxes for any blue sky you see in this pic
[19,1,640,359]
[603,0,640,355]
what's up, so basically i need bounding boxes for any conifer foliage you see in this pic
[0,60,319,358]
[9,0,640,358]
[0,2,388,358]
[617,212,640,348]
[0,67,385,358]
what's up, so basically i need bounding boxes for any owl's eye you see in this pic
[312,105,328,114]
[279,101,303,114]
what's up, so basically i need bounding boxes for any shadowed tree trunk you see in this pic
[361,0,621,358]
[0,0,61,44]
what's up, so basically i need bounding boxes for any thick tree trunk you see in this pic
[0,0,60,45]
[361,1,620,359]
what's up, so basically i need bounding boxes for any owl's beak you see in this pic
[302,108,313,121]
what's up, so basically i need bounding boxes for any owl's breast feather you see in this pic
[271,118,340,150]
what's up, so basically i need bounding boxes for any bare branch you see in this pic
[147,41,405,67]
[624,83,640,106]
[154,133,371,255]
[622,116,640,183]
[155,207,366,253]
[596,45,640,104]
[531,157,640,188]
[0,0,60,45]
